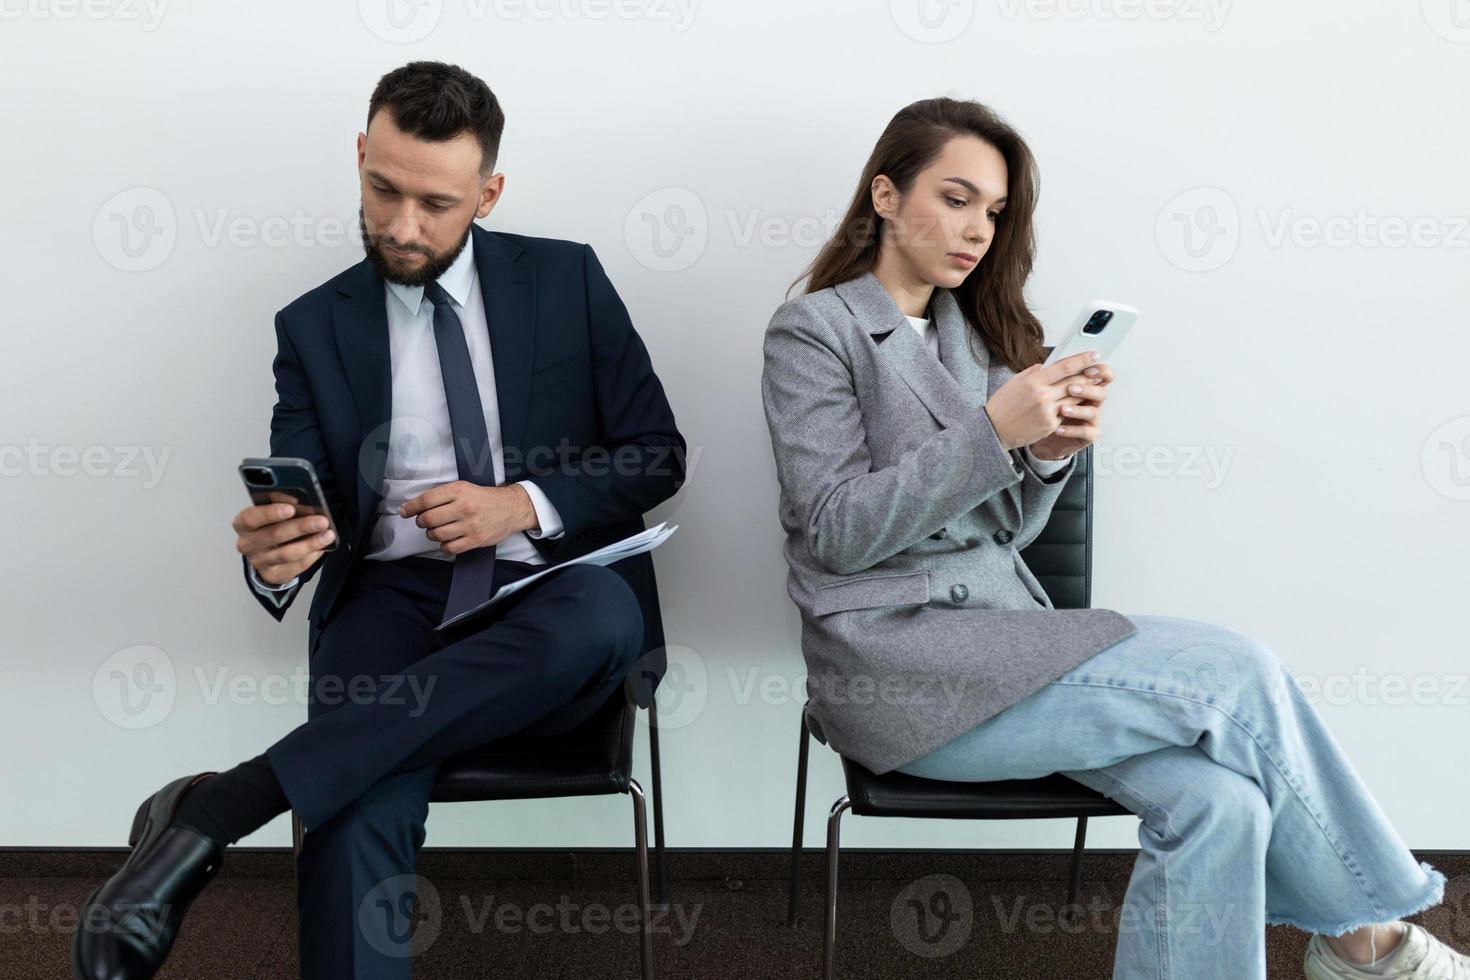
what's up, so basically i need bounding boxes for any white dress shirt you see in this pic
[903,314,1072,477]
[250,235,563,605]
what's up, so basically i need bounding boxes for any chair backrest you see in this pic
[1017,444,1095,612]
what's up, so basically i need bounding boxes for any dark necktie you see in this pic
[424,280,499,622]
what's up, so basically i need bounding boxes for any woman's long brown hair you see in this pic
[790,97,1046,373]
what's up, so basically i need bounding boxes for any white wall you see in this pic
[2,0,1466,850]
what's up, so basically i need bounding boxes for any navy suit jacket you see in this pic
[240,223,686,707]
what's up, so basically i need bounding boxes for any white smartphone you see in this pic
[1042,300,1138,367]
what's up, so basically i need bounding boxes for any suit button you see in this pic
[950,584,969,603]
[993,529,1013,545]
[929,529,947,540]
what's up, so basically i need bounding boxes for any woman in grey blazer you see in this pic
[760,97,1461,980]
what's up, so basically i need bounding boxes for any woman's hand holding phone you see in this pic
[984,350,1114,456]
[233,490,336,586]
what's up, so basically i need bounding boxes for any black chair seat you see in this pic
[430,692,635,803]
[840,758,1130,820]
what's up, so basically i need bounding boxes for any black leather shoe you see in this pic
[71,773,223,980]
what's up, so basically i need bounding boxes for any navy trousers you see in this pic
[264,554,645,980]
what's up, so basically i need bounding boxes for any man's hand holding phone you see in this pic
[234,491,336,587]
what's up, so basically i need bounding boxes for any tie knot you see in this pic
[424,280,454,309]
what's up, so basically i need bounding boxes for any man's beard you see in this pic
[358,205,472,287]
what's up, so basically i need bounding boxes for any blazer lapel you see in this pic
[835,272,974,430]
[929,282,1024,529]
[331,225,538,546]
[835,271,1021,532]
[931,286,990,405]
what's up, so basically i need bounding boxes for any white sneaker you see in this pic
[1304,923,1470,979]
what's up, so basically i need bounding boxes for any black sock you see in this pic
[173,753,289,848]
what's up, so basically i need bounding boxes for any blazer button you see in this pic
[950,583,969,603]
[993,529,1013,545]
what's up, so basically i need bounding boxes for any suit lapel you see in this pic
[332,224,537,544]
[333,261,391,542]
[472,226,536,477]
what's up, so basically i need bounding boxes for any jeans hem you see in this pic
[1264,861,1447,937]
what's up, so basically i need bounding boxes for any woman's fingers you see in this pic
[1055,423,1099,441]
[1058,402,1100,421]
[1060,380,1108,404]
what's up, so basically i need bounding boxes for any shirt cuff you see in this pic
[516,480,565,540]
[1023,446,1074,476]
[249,563,298,606]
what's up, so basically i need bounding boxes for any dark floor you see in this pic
[5,849,1466,979]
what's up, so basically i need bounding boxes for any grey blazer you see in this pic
[761,271,1138,775]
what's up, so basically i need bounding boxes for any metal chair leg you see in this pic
[1066,815,1089,920]
[821,796,851,980]
[647,698,668,908]
[787,709,811,927]
[628,777,655,980]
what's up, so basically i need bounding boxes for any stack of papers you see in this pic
[436,522,678,631]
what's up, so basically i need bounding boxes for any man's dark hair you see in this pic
[367,61,505,177]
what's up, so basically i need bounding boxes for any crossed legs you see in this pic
[895,613,1447,980]
[277,557,644,979]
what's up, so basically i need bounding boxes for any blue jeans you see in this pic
[895,613,1447,980]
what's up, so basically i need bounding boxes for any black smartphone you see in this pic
[238,456,340,551]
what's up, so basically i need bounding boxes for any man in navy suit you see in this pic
[74,61,685,980]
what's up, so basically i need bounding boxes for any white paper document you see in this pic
[435,522,678,631]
